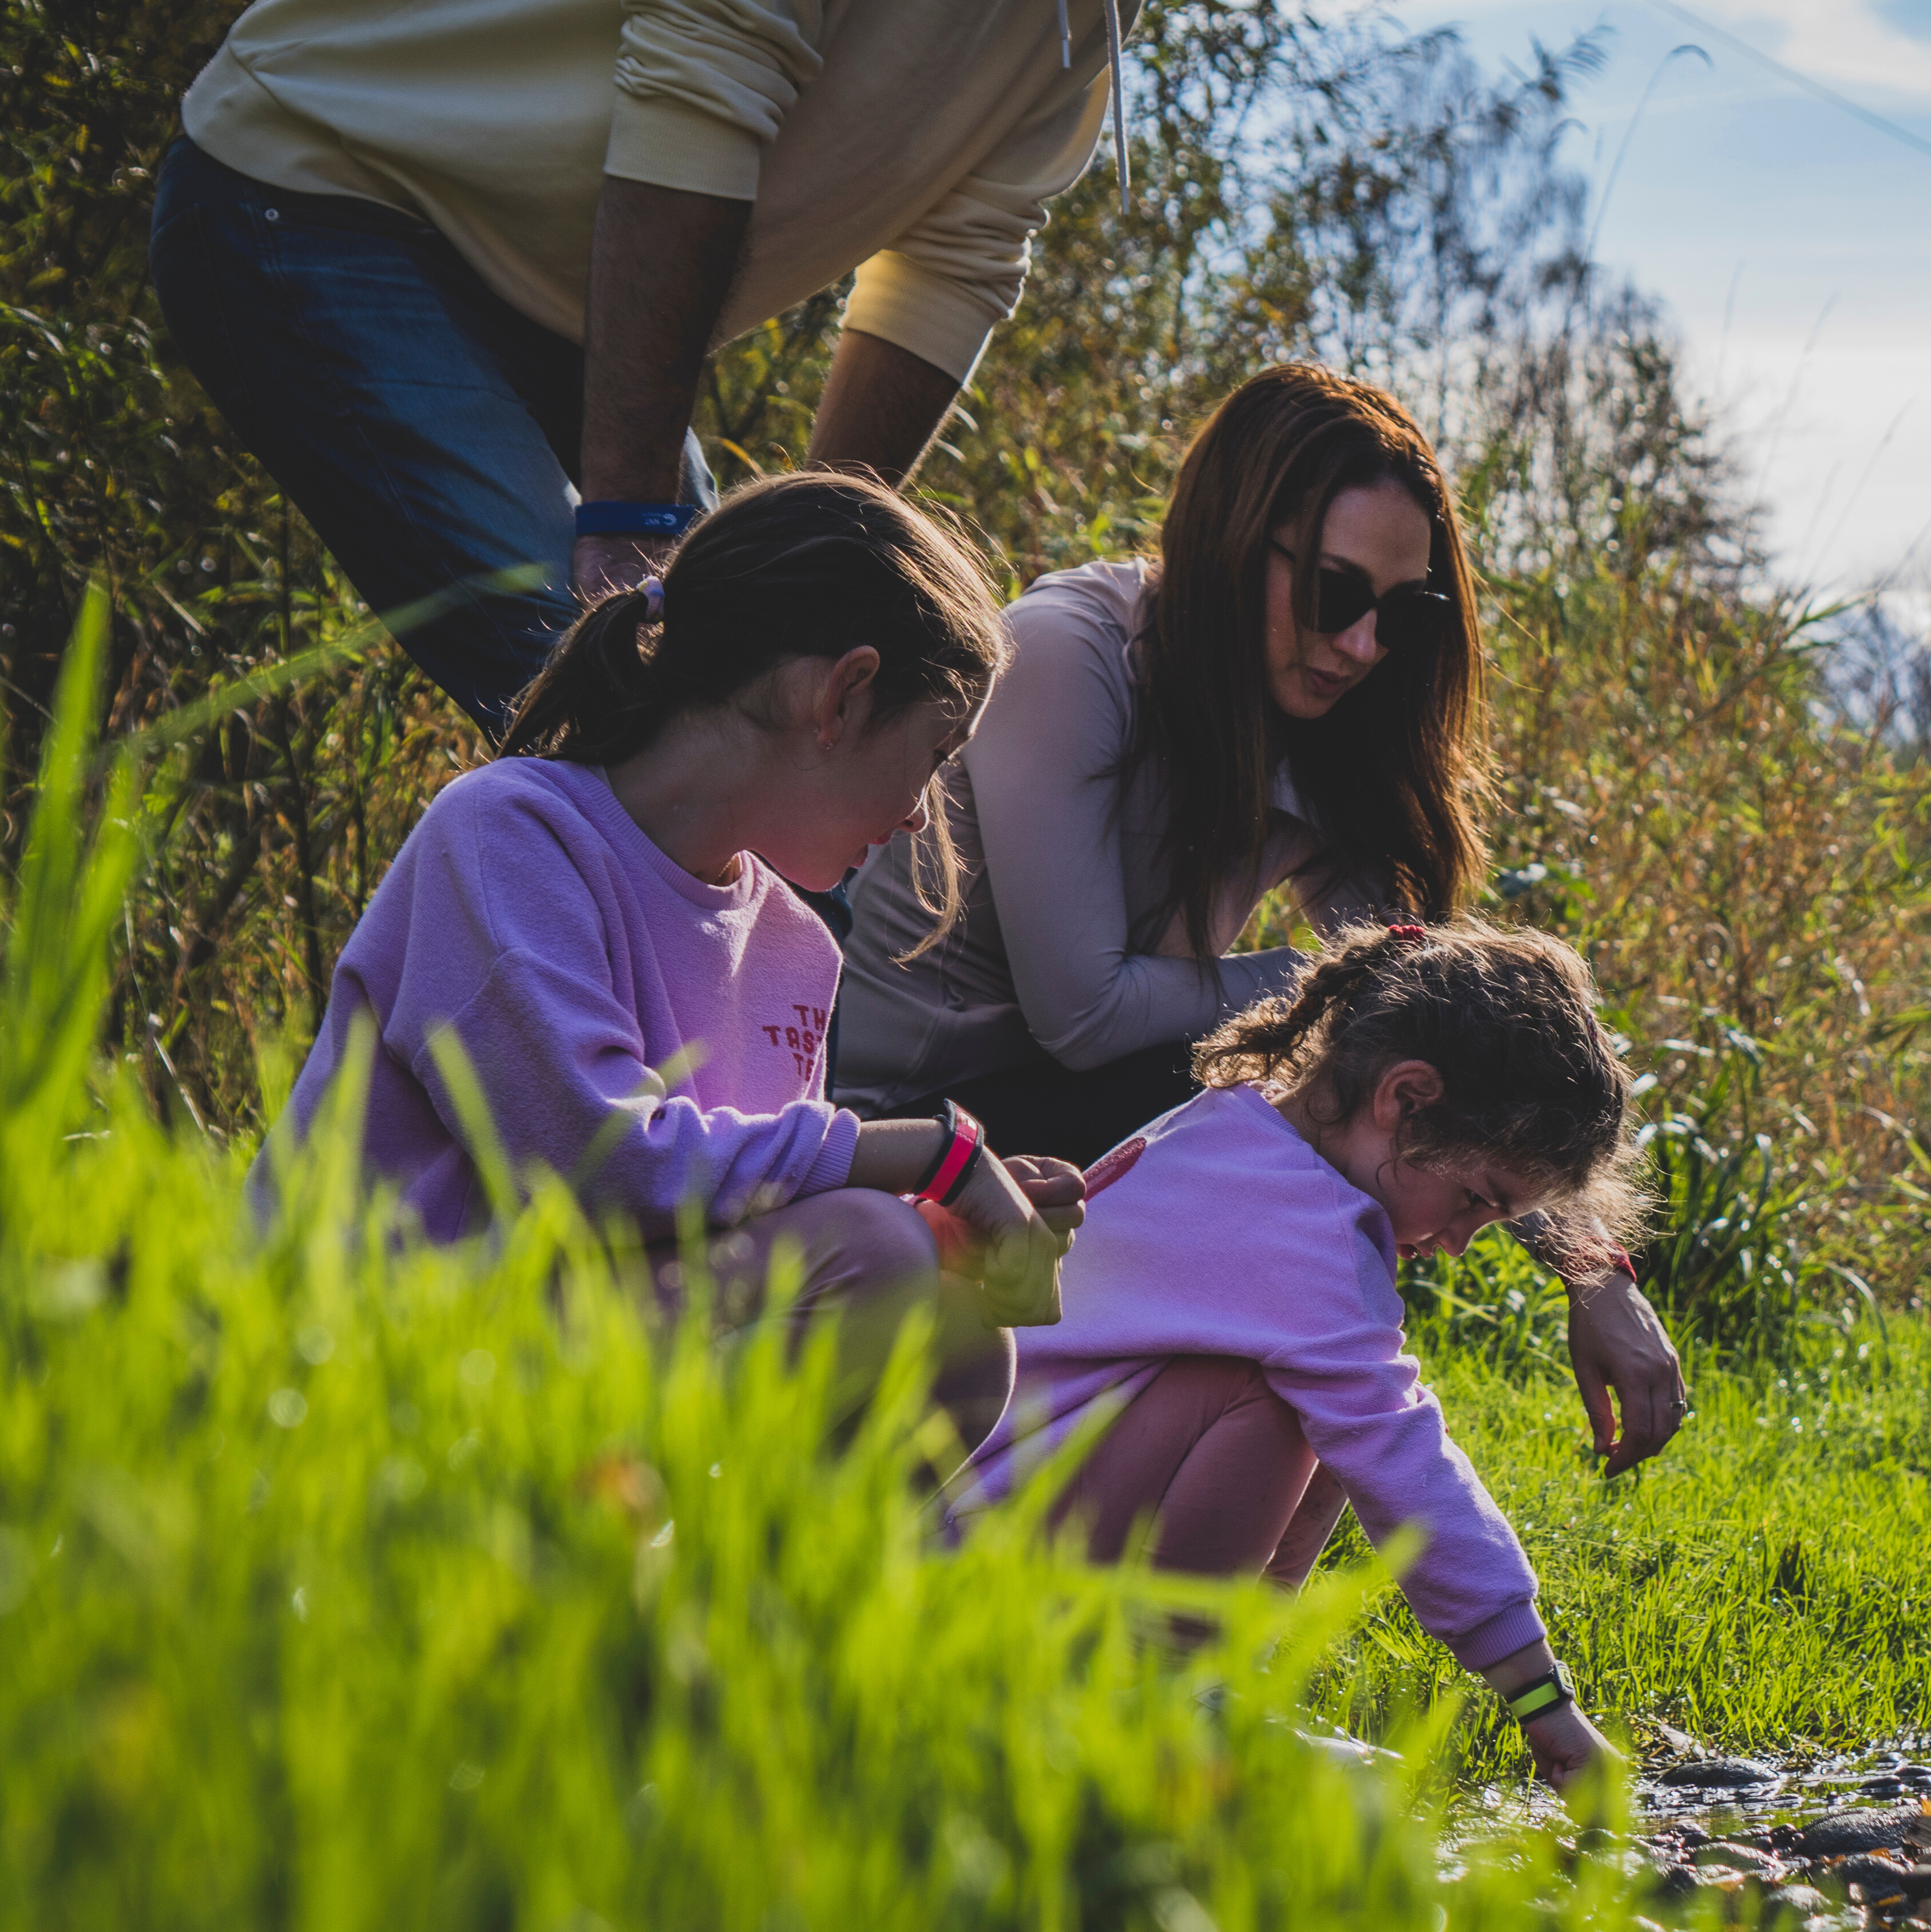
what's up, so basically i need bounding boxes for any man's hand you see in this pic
[1568,1269,1686,1476]
[571,531,675,604]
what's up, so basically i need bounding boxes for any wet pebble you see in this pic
[1841,1860,1931,1905]
[1696,1841,1782,1876]
[1779,1807,1925,1860]
[1648,1863,1705,1900]
[1658,1756,1782,1790]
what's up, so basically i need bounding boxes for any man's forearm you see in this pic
[807,328,962,486]
[580,177,750,502]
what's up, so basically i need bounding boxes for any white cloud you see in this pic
[1694,0,1931,100]
[1393,0,1931,98]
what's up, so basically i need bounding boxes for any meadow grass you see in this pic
[0,1021,1628,1930]
[5,595,1929,1929]
[1315,1243,1931,1784]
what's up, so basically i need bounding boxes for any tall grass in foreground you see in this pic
[0,596,1664,1931]
[6,577,1930,1928]
[11,1075,1667,1931]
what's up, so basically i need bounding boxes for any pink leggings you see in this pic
[646,1187,1016,1457]
[1051,1356,1349,1587]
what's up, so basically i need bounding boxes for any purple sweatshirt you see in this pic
[261,757,860,1241]
[967,1084,1545,1670]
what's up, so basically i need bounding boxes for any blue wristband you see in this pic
[574,500,701,538]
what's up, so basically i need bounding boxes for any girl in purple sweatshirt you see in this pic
[260,474,1082,1450]
[963,920,1648,1789]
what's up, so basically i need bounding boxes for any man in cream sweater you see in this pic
[150,1,1135,735]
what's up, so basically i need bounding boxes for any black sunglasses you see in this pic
[1272,543,1453,654]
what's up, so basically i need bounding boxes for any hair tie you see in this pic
[1387,923,1425,947]
[641,576,665,624]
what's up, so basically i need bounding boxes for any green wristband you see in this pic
[1505,1661,1576,1723]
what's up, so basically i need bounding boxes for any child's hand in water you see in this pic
[1519,1704,1619,1799]
[917,1153,1064,1327]
[1480,1639,1620,1806]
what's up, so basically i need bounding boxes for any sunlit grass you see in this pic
[1310,1228,1931,1783]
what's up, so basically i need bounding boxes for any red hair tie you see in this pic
[1387,923,1426,946]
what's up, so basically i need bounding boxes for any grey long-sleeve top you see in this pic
[835,560,1382,1113]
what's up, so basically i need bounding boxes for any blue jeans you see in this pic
[148,136,717,738]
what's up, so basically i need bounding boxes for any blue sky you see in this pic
[1390,0,1931,599]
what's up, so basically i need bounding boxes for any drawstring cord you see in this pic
[1058,0,1131,216]
[1102,0,1129,216]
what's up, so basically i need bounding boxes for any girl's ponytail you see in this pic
[494,472,1005,947]
[498,583,681,762]
[499,472,1003,771]
[1194,924,1421,1090]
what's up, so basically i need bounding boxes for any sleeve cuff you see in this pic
[605,94,761,201]
[798,1107,861,1197]
[843,254,999,387]
[1446,1598,1547,1673]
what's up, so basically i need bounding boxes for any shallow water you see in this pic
[1446,1736,1931,1925]
[1636,1735,1931,1831]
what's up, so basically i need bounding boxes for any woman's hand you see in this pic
[1567,1269,1686,1476]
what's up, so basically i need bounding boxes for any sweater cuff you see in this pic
[605,95,761,201]
[798,1107,861,1197]
[1445,1598,1547,1673]
[843,254,1000,387]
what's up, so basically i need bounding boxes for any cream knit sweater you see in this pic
[184,0,1136,381]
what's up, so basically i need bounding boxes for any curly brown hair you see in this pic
[1194,919,1648,1251]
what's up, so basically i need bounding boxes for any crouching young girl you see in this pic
[257,473,1075,1452]
[961,920,1646,1787]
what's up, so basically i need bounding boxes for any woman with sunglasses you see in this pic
[839,362,1688,1488]
[839,362,1477,1163]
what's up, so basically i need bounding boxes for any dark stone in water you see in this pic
[1695,1841,1778,1875]
[1656,1756,1781,1789]
[1777,1806,1924,1860]
[1842,1860,1931,1904]
[1648,1864,1703,1900]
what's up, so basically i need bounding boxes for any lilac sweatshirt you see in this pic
[261,757,860,1241]
[968,1084,1545,1670]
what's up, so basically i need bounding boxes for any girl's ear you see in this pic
[1371,1058,1445,1131]
[815,647,881,748]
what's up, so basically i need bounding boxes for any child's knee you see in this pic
[834,1189,941,1296]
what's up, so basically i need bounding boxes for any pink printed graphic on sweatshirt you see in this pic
[760,1004,830,1078]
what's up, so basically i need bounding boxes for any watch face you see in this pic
[1553,1661,1576,1699]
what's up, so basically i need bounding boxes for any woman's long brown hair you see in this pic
[1131,364,1490,956]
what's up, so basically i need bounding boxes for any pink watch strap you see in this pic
[917,1106,984,1206]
